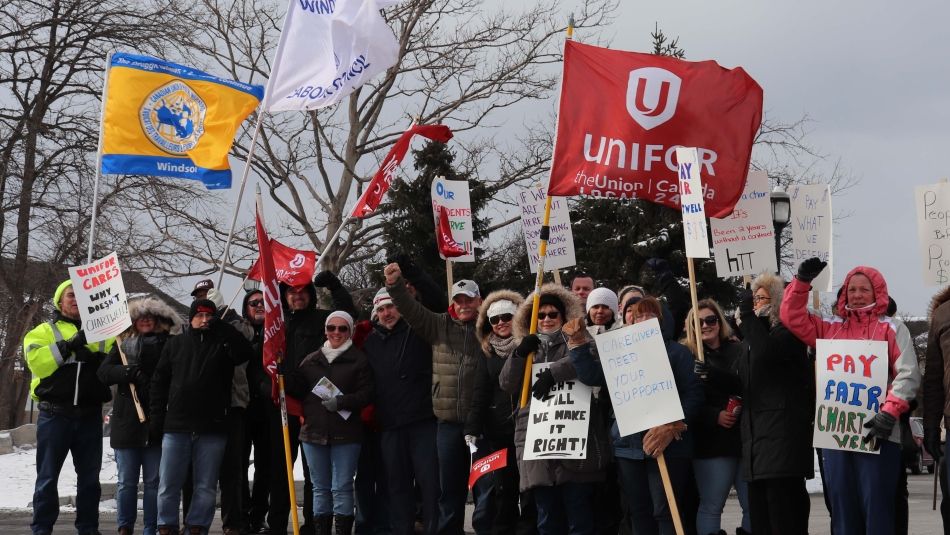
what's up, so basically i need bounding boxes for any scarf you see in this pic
[322,339,353,363]
[489,333,517,358]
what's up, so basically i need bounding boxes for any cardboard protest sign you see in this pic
[468,448,508,489]
[523,362,592,460]
[676,147,710,259]
[519,185,576,272]
[68,252,131,343]
[594,319,684,436]
[915,182,950,285]
[710,171,777,277]
[789,184,832,292]
[813,339,888,454]
[430,177,475,262]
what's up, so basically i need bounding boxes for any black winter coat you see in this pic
[465,347,518,444]
[362,319,435,431]
[285,344,374,445]
[98,333,167,448]
[281,279,357,371]
[150,322,253,435]
[693,340,744,459]
[737,310,815,480]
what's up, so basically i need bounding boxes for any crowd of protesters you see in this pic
[22,252,949,535]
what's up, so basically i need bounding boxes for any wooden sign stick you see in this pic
[116,342,146,423]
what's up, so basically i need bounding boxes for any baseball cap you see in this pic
[451,279,480,299]
[191,278,214,296]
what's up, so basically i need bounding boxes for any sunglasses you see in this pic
[699,315,720,326]
[248,300,264,307]
[489,313,513,325]
[325,325,349,333]
[538,311,561,320]
[752,295,771,303]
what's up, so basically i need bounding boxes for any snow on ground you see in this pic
[0,439,305,511]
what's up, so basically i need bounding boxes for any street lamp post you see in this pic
[770,186,791,275]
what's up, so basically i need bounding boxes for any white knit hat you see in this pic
[325,310,354,333]
[586,287,619,316]
[486,299,517,319]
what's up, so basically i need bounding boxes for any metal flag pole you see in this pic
[86,50,115,264]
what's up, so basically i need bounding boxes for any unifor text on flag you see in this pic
[547,41,763,218]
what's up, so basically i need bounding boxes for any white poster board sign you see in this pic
[813,339,888,454]
[915,183,950,285]
[595,319,684,436]
[789,184,832,292]
[522,362,592,460]
[676,147,710,259]
[519,186,576,272]
[710,171,778,277]
[430,177,475,262]
[68,252,131,343]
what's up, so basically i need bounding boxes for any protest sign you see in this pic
[789,184,832,292]
[915,182,950,285]
[519,185,576,272]
[430,177,474,262]
[813,339,888,454]
[676,147,710,259]
[710,171,777,277]
[523,362,592,460]
[594,319,684,436]
[68,252,131,343]
[468,448,508,489]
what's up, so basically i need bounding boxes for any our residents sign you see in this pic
[68,252,131,343]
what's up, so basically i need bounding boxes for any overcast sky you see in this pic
[600,0,950,316]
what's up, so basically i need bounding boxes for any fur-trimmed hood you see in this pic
[751,272,785,326]
[475,289,524,356]
[513,284,583,340]
[124,296,184,337]
[931,285,950,320]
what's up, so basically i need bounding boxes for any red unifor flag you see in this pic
[547,41,763,218]
[350,124,454,219]
[247,240,317,287]
[469,448,508,489]
[436,204,467,258]
[255,208,303,417]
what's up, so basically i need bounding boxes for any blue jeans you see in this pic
[436,421,470,535]
[532,482,595,535]
[157,432,227,532]
[693,456,750,534]
[618,456,692,535]
[32,407,103,535]
[822,441,900,535]
[302,441,362,516]
[115,446,162,535]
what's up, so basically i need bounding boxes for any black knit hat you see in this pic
[190,298,218,321]
[538,293,566,320]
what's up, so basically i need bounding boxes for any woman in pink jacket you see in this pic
[781,257,920,535]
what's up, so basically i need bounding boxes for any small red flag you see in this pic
[255,207,302,417]
[436,204,466,258]
[547,41,763,217]
[351,124,453,219]
[469,448,508,489]
[247,240,317,287]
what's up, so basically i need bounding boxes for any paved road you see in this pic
[0,473,945,534]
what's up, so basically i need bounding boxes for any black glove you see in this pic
[862,412,897,451]
[645,257,670,274]
[693,360,710,379]
[67,330,87,351]
[796,257,827,283]
[736,288,754,314]
[531,369,556,401]
[322,395,343,412]
[514,335,540,359]
[925,428,943,462]
[312,270,341,289]
[125,365,147,385]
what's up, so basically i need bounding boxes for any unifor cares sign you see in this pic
[547,41,763,218]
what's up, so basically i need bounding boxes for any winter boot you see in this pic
[333,515,355,535]
[118,528,132,535]
[736,529,752,535]
[187,526,203,535]
[311,514,333,535]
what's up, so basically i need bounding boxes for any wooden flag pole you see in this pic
[552,269,562,286]
[446,259,455,294]
[657,453,685,535]
[686,257,705,363]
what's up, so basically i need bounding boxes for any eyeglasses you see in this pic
[699,315,720,327]
[489,313,513,325]
[538,311,560,320]
[752,295,771,303]
[248,300,264,307]
[326,325,349,333]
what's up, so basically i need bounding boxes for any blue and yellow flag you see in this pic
[101,53,264,189]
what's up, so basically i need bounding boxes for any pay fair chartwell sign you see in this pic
[68,252,131,343]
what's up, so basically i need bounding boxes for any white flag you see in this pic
[263,0,400,111]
